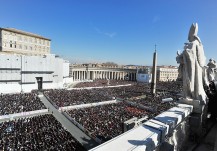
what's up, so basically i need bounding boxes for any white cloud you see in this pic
[94,27,117,38]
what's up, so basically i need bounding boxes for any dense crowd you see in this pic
[44,83,150,107]
[129,96,177,118]
[156,81,182,94]
[74,79,135,88]
[128,81,182,117]
[0,80,183,149]
[44,89,112,107]
[64,81,182,142]
[67,102,148,142]
[0,114,85,151]
[0,93,46,116]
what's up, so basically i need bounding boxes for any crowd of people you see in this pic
[44,82,151,107]
[44,89,113,107]
[128,81,182,118]
[67,102,148,142]
[74,79,134,88]
[0,93,46,116]
[0,114,85,151]
[0,80,183,148]
[63,81,182,142]
[156,81,182,94]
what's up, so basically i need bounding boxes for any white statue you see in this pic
[176,23,208,104]
[207,58,217,81]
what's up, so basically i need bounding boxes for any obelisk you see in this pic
[151,45,157,94]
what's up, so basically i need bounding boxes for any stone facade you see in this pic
[0,28,51,56]
[70,64,137,81]
[157,66,179,81]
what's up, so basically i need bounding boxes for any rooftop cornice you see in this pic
[0,27,51,41]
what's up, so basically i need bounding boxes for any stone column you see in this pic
[76,71,78,80]
[105,72,107,79]
[92,71,95,80]
[82,71,84,80]
[132,73,133,81]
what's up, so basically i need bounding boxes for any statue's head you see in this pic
[188,23,198,42]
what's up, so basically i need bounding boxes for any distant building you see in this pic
[137,66,179,82]
[70,63,137,81]
[0,54,70,93]
[0,28,51,56]
[0,28,71,93]
[157,66,179,81]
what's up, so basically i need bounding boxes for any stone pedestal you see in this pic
[178,98,205,114]
[178,98,208,141]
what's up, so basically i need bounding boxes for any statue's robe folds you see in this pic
[182,39,207,104]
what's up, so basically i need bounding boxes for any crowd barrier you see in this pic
[0,109,49,121]
[59,100,118,111]
[67,84,132,90]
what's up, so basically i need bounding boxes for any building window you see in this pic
[14,42,17,48]
[19,44,22,49]
[29,46,32,50]
[10,41,12,48]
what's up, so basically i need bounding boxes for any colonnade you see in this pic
[72,70,137,81]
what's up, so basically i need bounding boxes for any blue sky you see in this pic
[1,0,217,65]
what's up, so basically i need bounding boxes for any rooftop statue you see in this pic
[207,58,217,82]
[176,23,208,104]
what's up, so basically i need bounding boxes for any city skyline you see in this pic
[1,0,217,65]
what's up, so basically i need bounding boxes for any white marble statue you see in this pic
[176,23,208,104]
[207,58,217,82]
